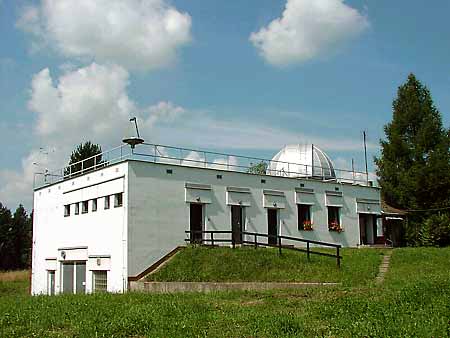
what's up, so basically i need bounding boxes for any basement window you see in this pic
[92,199,97,212]
[92,271,107,293]
[74,203,80,215]
[104,196,110,210]
[82,201,88,214]
[114,193,123,208]
[298,204,312,230]
[64,205,70,217]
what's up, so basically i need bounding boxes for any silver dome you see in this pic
[267,144,336,179]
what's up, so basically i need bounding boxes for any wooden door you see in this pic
[231,205,243,244]
[267,209,278,245]
[190,203,203,243]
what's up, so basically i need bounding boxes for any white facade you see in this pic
[32,156,381,295]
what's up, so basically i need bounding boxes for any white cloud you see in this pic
[17,0,192,71]
[0,63,186,209]
[250,0,369,66]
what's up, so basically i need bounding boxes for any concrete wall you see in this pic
[127,160,381,278]
[31,162,128,295]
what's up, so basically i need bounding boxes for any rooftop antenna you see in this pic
[123,117,144,149]
[363,130,369,185]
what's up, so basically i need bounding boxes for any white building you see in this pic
[31,143,381,295]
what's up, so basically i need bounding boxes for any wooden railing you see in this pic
[185,230,342,267]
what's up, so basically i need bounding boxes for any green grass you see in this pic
[146,246,385,287]
[1,248,449,337]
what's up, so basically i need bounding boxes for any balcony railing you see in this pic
[34,142,371,189]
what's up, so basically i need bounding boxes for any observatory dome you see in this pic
[268,144,336,179]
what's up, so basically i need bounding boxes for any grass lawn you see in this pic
[1,248,449,337]
[146,246,385,287]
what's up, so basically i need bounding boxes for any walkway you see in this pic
[375,250,393,284]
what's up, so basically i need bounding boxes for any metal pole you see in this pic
[278,236,282,256]
[307,242,310,261]
[337,246,341,268]
[352,158,355,184]
[363,131,369,185]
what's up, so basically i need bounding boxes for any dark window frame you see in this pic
[104,196,110,210]
[64,204,70,217]
[327,206,341,230]
[114,193,123,208]
[81,201,89,214]
[297,204,312,230]
[74,203,80,215]
[92,199,97,212]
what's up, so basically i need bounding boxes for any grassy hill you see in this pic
[1,247,450,337]
[146,246,384,287]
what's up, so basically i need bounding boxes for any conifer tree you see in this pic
[375,74,450,245]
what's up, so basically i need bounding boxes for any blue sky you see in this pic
[1,0,450,209]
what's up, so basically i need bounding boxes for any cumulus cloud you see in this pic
[17,0,192,71]
[0,63,186,208]
[250,0,369,66]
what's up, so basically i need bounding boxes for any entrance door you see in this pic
[231,205,243,244]
[359,214,376,245]
[190,203,203,244]
[62,262,86,294]
[359,214,367,244]
[267,209,278,245]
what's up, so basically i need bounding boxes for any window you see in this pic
[74,203,80,215]
[328,206,341,231]
[114,193,123,208]
[47,270,55,295]
[92,199,97,212]
[298,204,312,230]
[92,270,107,292]
[64,205,70,217]
[104,196,110,209]
[82,201,88,214]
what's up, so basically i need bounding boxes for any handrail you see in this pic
[184,229,342,267]
[35,141,373,189]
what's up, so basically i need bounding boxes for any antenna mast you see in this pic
[363,131,369,185]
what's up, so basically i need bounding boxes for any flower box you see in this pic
[301,220,313,231]
[328,221,343,233]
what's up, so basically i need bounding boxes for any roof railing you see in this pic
[34,142,371,189]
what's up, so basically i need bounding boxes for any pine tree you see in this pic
[0,203,13,269]
[375,74,450,245]
[65,141,103,176]
[11,205,32,269]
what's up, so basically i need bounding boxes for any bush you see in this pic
[419,214,450,247]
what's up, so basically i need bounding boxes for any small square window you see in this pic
[166,169,173,174]
[298,204,312,230]
[64,205,70,217]
[82,201,88,214]
[92,199,97,212]
[104,196,110,210]
[114,193,123,208]
[300,183,305,187]
[216,174,222,179]
[92,270,107,293]
[335,187,340,191]
[261,179,266,184]
[74,203,80,215]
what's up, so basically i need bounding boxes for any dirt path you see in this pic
[375,250,393,284]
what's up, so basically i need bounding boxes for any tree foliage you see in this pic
[247,161,268,175]
[375,74,450,246]
[0,203,32,270]
[65,141,103,176]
